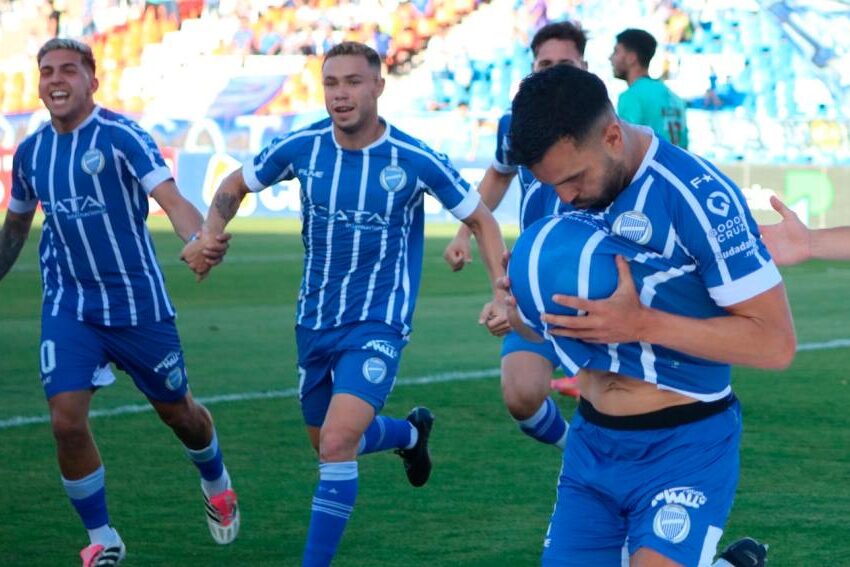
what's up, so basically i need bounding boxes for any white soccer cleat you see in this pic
[204,487,240,544]
[80,541,126,567]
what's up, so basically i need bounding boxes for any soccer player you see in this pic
[760,195,850,264]
[610,28,689,149]
[183,42,508,566]
[0,38,239,567]
[442,21,588,451]
[508,64,793,566]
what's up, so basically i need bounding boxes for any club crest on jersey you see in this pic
[652,504,690,544]
[81,149,106,175]
[612,211,652,245]
[379,165,407,193]
[362,357,388,384]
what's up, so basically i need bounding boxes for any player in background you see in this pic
[508,64,792,567]
[183,42,508,567]
[0,38,238,567]
[760,195,850,264]
[610,28,690,149]
[442,21,587,452]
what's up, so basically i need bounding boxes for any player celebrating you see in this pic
[760,195,850,264]
[184,42,508,566]
[0,39,238,567]
[443,21,588,452]
[508,64,792,566]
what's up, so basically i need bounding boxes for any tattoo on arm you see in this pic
[214,192,240,223]
[0,213,33,281]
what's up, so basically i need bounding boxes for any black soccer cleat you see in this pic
[719,537,769,567]
[395,406,434,487]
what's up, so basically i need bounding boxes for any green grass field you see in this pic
[2,217,849,566]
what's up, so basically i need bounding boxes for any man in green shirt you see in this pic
[610,28,689,148]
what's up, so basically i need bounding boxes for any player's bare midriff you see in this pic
[576,368,697,416]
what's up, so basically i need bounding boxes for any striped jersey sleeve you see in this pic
[492,112,516,174]
[243,124,330,192]
[649,147,781,307]
[100,114,172,193]
[405,140,479,220]
[10,140,39,213]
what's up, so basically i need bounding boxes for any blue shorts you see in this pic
[501,330,561,367]
[543,398,742,566]
[39,310,189,402]
[295,322,407,427]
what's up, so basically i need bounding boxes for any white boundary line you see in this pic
[0,368,501,430]
[2,338,849,431]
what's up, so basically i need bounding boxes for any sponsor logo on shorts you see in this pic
[653,504,691,544]
[362,357,388,384]
[154,351,181,373]
[362,339,398,360]
[165,367,184,391]
[651,486,707,509]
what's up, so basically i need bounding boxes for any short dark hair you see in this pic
[531,21,588,58]
[37,38,97,75]
[615,28,657,68]
[323,41,382,72]
[509,65,613,167]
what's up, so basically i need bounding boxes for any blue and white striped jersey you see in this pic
[243,118,480,335]
[493,111,570,231]
[11,107,175,327]
[603,135,781,308]
[509,212,733,400]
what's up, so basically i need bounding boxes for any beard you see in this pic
[573,159,627,210]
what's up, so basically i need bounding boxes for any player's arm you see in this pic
[182,168,250,279]
[152,179,231,276]
[760,195,850,264]
[542,256,795,369]
[444,166,514,271]
[461,202,510,335]
[0,209,35,281]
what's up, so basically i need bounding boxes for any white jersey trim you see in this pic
[491,159,516,175]
[656,383,732,403]
[708,262,782,307]
[8,197,38,213]
[449,189,480,221]
[139,166,173,194]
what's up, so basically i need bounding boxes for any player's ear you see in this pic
[600,118,623,153]
[375,76,385,98]
[90,75,99,94]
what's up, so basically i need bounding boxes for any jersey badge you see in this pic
[81,149,106,175]
[379,165,407,193]
[612,211,652,245]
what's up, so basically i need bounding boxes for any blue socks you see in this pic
[185,429,230,496]
[303,461,358,567]
[518,397,569,449]
[63,465,119,545]
[358,416,416,455]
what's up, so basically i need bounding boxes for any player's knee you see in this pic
[318,427,359,462]
[501,373,548,419]
[50,411,90,445]
[156,398,208,436]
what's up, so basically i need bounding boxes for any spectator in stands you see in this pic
[610,28,690,148]
[255,19,284,55]
[231,14,254,56]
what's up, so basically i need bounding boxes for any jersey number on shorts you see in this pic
[40,340,57,374]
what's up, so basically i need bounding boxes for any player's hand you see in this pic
[759,195,811,266]
[478,299,510,337]
[180,239,209,280]
[202,232,232,267]
[542,256,648,343]
[443,234,472,271]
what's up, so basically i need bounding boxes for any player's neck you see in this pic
[51,101,97,134]
[622,123,653,179]
[626,68,649,86]
[334,119,386,150]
